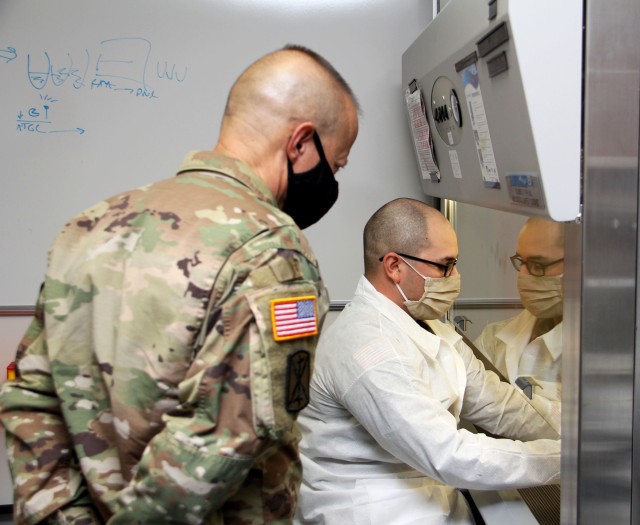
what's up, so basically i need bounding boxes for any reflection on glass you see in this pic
[473,218,563,429]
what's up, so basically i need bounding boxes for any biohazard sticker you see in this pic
[270,296,318,341]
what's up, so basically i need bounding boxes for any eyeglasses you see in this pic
[379,252,457,277]
[509,255,564,276]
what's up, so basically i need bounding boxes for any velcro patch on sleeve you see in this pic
[270,296,318,341]
[286,349,311,412]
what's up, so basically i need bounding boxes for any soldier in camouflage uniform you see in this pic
[0,44,360,524]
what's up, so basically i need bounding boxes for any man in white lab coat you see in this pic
[474,218,563,424]
[295,198,560,525]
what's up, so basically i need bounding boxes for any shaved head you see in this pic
[363,198,450,276]
[214,45,360,204]
[221,45,360,141]
[519,218,565,249]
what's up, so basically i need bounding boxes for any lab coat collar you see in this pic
[539,321,563,362]
[496,311,563,381]
[495,311,536,350]
[425,317,463,348]
[355,276,450,360]
[495,312,537,382]
[496,310,562,362]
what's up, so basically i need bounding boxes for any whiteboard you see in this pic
[448,202,526,341]
[0,0,431,306]
[453,202,526,302]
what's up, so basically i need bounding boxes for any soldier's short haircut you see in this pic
[282,44,361,115]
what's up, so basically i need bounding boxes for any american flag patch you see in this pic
[270,296,318,341]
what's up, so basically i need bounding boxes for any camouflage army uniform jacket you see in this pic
[0,151,330,525]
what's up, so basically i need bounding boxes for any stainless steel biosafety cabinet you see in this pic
[402,0,640,523]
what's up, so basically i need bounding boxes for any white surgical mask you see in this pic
[395,256,461,320]
[517,273,563,319]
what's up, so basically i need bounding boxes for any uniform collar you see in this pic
[177,150,278,207]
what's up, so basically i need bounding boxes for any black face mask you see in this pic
[282,131,339,230]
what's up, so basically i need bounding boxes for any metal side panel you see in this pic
[562,0,640,523]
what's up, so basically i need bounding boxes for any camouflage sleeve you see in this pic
[108,239,328,524]
[0,288,99,525]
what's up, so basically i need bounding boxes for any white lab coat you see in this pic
[296,276,560,525]
[473,310,562,397]
[473,311,562,432]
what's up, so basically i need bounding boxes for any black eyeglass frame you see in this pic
[378,252,458,277]
[509,254,564,276]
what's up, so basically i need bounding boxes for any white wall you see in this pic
[0,0,434,507]
[0,0,433,306]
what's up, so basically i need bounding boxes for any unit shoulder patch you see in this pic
[286,349,311,412]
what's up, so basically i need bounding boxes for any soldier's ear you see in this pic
[286,122,315,163]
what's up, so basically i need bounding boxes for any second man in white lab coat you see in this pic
[474,218,564,427]
[295,198,560,524]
